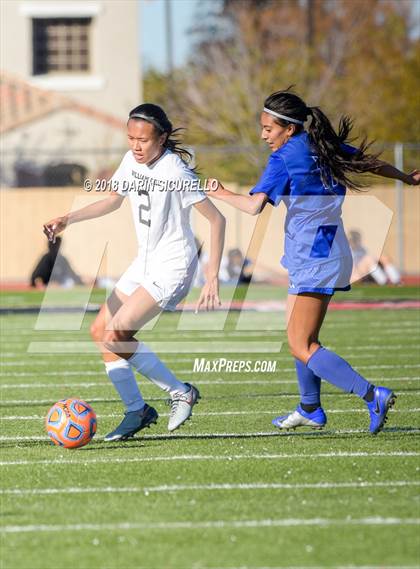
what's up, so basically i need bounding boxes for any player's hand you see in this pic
[405,169,420,186]
[206,179,225,198]
[195,276,221,313]
[43,216,68,243]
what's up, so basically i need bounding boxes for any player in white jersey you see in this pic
[43,104,226,441]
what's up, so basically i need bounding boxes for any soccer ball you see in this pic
[45,398,97,449]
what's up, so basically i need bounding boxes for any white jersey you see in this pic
[111,149,206,272]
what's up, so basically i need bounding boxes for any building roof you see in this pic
[0,72,125,134]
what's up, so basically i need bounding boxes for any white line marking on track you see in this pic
[1,481,419,497]
[1,429,420,442]
[0,397,120,405]
[2,391,420,406]
[1,451,419,467]
[1,364,419,377]
[1,377,418,389]
[209,566,420,569]
[0,380,287,387]
[2,321,418,337]
[0,517,419,534]
[0,344,417,357]
[1,408,418,421]
[1,351,419,366]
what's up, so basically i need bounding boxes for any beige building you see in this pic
[0,0,141,186]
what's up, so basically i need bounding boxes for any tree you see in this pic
[144,0,420,181]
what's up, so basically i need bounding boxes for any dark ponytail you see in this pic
[128,103,194,166]
[264,88,382,191]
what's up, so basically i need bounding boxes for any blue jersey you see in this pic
[250,132,356,272]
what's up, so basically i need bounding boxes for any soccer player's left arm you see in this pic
[369,162,420,185]
[193,198,226,312]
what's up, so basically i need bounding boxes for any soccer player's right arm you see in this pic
[207,155,289,215]
[207,181,268,215]
[43,193,125,242]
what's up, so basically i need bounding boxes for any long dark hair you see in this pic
[264,88,382,191]
[128,103,194,165]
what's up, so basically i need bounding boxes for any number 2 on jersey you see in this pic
[138,189,151,227]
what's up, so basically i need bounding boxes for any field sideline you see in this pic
[0,285,419,569]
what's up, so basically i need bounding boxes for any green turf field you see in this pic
[1,286,419,569]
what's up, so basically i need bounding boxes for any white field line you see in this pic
[1,408,418,422]
[1,377,419,390]
[1,364,419,378]
[1,451,419,467]
[2,316,418,324]
[3,392,420,406]
[2,480,420,497]
[0,331,279,337]
[210,566,420,569]
[3,353,206,359]
[342,344,420,351]
[2,317,419,327]
[5,339,420,353]
[1,428,420,442]
[0,316,407,323]
[1,517,419,534]
[2,320,419,335]
[5,320,411,332]
[1,332,419,348]
[0,380,289,387]
[1,344,419,357]
[3,321,419,336]
[2,352,420,366]
[0,397,116,405]
[210,567,420,569]
[0,329,417,344]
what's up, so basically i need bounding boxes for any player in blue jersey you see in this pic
[208,88,419,434]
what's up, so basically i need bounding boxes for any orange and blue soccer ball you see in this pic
[45,398,97,448]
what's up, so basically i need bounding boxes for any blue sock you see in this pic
[307,347,372,398]
[295,358,321,405]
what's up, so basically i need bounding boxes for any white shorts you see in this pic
[115,256,197,311]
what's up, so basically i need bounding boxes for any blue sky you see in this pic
[139,0,201,72]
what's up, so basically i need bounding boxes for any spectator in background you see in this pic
[30,237,83,288]
[226,248,252,284]
[193,237,232,286]
[348,230,401,286]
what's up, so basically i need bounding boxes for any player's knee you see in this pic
[90,320,103,342]
[102,330,121,353]
[287,336,312,363]
[102,329,131,354]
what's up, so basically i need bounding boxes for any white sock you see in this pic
[105,359,145,413]
[128,343,188,396]
[384,263,401,284]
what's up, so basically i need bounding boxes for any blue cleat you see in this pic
[104,404,158,442]
[366,386,396,435]
[272,404,327,430]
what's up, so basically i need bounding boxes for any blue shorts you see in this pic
[287,256,353,296]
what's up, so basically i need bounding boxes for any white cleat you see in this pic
[167,383,200,432]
